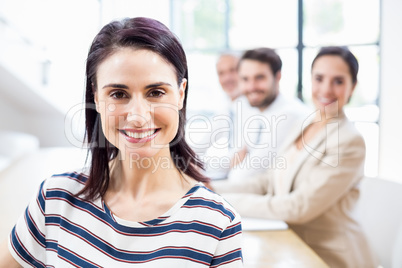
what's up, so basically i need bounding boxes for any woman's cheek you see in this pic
[156,106,179,137]
[100,109,120,147]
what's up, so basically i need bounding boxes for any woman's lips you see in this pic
[119,129,160,143]
[317,97,337,106]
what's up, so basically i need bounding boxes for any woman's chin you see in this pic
[316,107,341,120]
[124,148,163,160]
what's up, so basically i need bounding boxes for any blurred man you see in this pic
[227,47,310,180]
[216,52,241,101]
[201,52,256,179]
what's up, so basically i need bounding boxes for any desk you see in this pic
[242,229,329,268]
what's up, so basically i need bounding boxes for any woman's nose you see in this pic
[126,98,151,127]
[320,80,333,95]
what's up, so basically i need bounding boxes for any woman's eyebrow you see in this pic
[101,82,172,90]
[102,83,129,89]
[334,75,345,79]
[145,82,172,89]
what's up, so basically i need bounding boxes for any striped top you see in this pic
[8,171,243,267]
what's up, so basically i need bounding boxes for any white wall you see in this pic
[0,100,72,148]
[0,65,73,148]
[378,0,402,182]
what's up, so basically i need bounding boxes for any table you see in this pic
[242,229,329,268]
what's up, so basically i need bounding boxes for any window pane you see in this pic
[348,45,379,107]
[276,48,299,99]
[185,52,227,154]
[354,122,379,177]
[301,47,319,107]
[304,0,380,46]
[186,52,225,113]
[101,0,170,27]
[230,0,298,50]
[172,0,227,50]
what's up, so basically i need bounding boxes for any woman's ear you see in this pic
[93,85,100,113]
[347,81,357,104]
[351,81,357,93]
[178,78,187,110]
[94,93,100,113]
[91,83,100,113]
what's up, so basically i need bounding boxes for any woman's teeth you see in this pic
[125,130,155,139]
[319,98,336,104]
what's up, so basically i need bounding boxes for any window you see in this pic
[170,0,381,176]
[171,0,228,51]
[1,0,380,175]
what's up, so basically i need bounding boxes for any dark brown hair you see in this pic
[80,17,209,200]
[312,46,359,84]
[240,47,282,75]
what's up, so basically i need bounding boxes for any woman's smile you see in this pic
[94,48,186,158]
[119,128,161,143]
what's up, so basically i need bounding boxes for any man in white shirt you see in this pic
[216,52,241,102]
[201,52,256,179]
[227,47,310,181]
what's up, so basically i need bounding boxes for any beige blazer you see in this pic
[213,112,377,268]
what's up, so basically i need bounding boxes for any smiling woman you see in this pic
[0,17,243,267]
[94,48,186,161]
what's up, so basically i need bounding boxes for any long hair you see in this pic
[80,17,209,200]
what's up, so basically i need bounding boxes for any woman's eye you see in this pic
[110,91,127,99]
[334,79,344,85]
[148,90,165,98]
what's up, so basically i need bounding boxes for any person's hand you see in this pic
[230,145,248,168]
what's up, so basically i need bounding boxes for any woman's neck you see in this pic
[104,151,197,222]
[108,151,193,200]
[314,106,344,124]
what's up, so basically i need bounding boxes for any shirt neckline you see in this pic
[101,182,204,228]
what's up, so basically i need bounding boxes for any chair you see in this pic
[392,224,402,268]
[355,177,402,268]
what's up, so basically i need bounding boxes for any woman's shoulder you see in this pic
[189,183,241,224]
[42,168,89,194]
[339,116,365,146]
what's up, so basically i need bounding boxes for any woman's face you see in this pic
[311,55,356,116]
[94,48,186,159]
